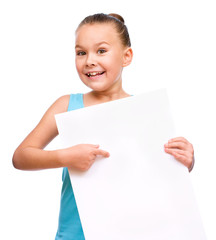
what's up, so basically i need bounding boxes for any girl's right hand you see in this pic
[59,144,110,171]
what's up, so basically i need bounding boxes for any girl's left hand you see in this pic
[164,137,194,172]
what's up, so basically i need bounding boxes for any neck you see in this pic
[83,81,131,107]
[92,78,130,100]
[90,89,130,101]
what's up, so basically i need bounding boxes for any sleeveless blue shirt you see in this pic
[55,93,85,240]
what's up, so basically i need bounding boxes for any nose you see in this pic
[86,53,96,67]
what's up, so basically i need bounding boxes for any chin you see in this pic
[84,82,111,92]
[89,86,108,92]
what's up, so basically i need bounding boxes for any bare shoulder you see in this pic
[36,94,71,138]
[48,94,70,115]
[16,95,71,150]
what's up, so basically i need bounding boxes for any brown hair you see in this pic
[76,13,131,47]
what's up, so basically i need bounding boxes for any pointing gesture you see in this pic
[59,144,110,171]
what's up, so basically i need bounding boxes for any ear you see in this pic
[122,47,133,67]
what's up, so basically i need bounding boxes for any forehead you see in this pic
[75,23,120,46]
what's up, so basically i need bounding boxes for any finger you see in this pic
[168,137,188,144]
[88,144,99,148]
[165,147,193,162]
[164,142,186,150]
[95,149,110,157]
[164,148,185,156]
[81,160,94,171]
[165,148,191,168]
[172,152,189,167]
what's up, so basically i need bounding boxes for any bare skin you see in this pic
[12,95,110,171]
[164,137,194,171]
[13,23,194,172]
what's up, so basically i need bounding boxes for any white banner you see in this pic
[55,89,206,240]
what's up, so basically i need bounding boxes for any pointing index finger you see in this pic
[95,149,110,158]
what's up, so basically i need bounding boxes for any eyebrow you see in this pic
[75,41,110,49]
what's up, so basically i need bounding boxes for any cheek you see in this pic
[75,59,79,70]
[75,59,83,74]
[103,57,121,73]
[107,61,123,76]
[109,54,123,69]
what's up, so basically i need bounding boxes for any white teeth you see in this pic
[90,72,97,76]
[87,71,104,77]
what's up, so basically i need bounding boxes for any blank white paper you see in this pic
[55,89,206,240]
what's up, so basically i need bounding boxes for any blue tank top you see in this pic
[55,93,85,240]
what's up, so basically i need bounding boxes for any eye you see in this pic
[77,51,86,56]
[97,49,106,54]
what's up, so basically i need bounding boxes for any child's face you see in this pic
[75,23,128,92]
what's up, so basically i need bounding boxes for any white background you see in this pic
[0,0,215,239]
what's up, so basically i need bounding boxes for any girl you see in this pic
[13,13,194,240]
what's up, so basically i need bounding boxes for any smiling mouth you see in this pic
[86,71,105,77]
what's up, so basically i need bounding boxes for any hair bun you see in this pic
[108,13,125,24]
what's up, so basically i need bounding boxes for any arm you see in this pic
[12,95,69,170]
[12,95,109,171]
